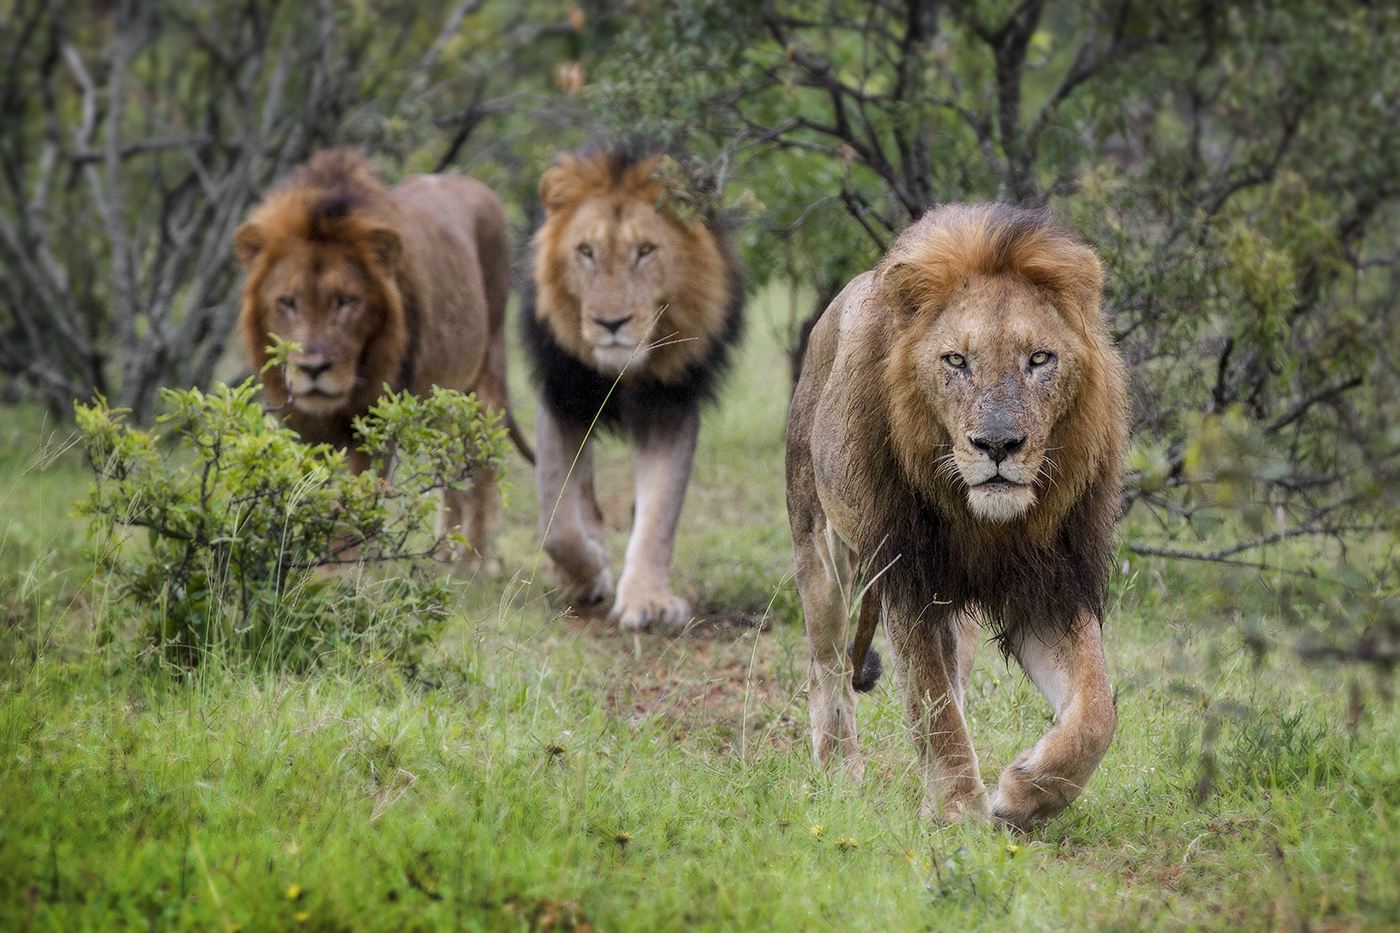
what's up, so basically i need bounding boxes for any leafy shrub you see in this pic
[75,379,506,669]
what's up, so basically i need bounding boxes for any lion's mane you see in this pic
[852,204,1128,649]
[520,147,744,437]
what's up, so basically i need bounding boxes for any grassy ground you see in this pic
[2,287,1397,930]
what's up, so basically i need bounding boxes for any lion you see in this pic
[233,149,532,569]
[522,148,744,630]
[786,203,1129,828]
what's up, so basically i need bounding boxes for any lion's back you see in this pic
[392,174,511,395]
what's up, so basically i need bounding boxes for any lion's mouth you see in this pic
[976,475,1025,488]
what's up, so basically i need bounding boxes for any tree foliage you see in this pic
[0,0,583,418]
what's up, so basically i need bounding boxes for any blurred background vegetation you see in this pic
[1,0,1395,667]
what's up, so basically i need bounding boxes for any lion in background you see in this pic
[786,203,1129,828]
[234,149,531,569]
[522,148,744,630]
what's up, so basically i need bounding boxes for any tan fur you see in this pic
[234,149,524,569]
[532,153,733,381]
[786,203,1129,826]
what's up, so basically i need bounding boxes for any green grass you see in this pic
[1,287,1397,930]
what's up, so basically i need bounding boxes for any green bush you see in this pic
[74,379,506,669]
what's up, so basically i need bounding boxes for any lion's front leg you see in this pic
[888,614,989,822]
[610,406,699,631]
[536,403,613,608]
[991,610,1116,829]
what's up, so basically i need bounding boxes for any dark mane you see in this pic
[858,423,1120,653]
[279,148,391,237]
[520,242,744,438]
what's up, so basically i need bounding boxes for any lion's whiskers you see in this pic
[933,451,964,485]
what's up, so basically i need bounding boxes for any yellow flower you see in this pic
[294,911,310,924]
[1006,843,1022,856]
[834,837,859,851]
[904,848,916,862]
[613,830,633,846]
[286,884,304,901]
[808,824,825,838]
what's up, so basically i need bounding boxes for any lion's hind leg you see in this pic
[795,521,864,781]
[991,610,1116,829]
[445,466,501,575]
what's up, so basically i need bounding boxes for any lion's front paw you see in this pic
[558,566,614,611]
[989,757,1071,830]
[609,578,691,632]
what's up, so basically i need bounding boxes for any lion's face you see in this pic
[552,194,685,374]
[246,241,384,416]
[533,152,732,385]
[905,276,1085,523]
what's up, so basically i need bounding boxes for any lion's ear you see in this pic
[362,226,402,271]
[1040,244,1104,339]
[539,160,584,214]
[880,261,942,317]
[233,222,265,268]
[1066,246,1105,328]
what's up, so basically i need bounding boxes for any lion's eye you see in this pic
[636,242,656,260]
[277,296,297,315]
[335,294,356,310]
[577,243,594,261]
[942,352,967,370]
[1029,350,1055,368]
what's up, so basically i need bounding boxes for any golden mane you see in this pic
[234,149,412,420]
[878,203,1105,342]
[879,203,1128,544]
[530,151,734,384]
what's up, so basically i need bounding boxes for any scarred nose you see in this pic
[969,432,1026,464]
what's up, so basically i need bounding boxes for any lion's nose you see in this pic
[296,359,333,380]
[969,432,1026,464]
[593,315,633,334]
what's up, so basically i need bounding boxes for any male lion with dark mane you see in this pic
[786,203,1129,828]
[522,148,743,630]
[234,149,531,570]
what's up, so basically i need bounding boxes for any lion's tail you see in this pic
[849,596,883,692]
[504,408,535,465]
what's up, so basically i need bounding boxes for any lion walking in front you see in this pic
[786,203,1129,827]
